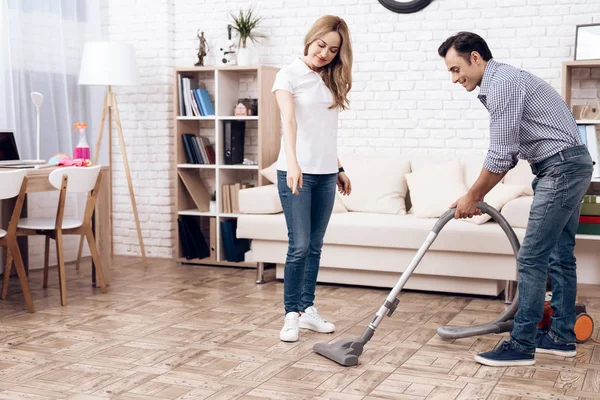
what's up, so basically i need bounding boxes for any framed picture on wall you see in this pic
[575,23,600,61]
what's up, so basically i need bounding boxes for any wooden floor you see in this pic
[0,256,599,400]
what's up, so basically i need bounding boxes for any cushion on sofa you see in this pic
[501,195,533,229]
[238,183,348,214]
[409,154,486,189]
[259,161,277,184]
[502,159,534,196]
[461,183,527,225]
[338,153,411,214]
[405,159,468,218]
[239,185,282,214]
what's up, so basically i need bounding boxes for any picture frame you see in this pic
[574,23,600,61]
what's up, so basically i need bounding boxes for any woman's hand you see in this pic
[287,162,302,195]
[337,172,352,196]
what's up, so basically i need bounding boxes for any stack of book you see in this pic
[220,219,250,262]
[178,216,211,259]
[578,195,600,235]
[577,124,599,178]
[182,134,215,164]
[221,183,252,214]
[178,75,215,117]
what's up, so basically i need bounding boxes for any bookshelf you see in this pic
[561,60,600,239]
[173,65,280,270]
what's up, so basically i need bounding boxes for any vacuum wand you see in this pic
[313,202,522,367]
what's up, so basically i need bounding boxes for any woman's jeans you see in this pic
[277,170,337,315]
[510,145,593,353]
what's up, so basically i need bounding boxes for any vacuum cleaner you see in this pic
[313,202,596,367]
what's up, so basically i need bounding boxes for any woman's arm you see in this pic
[275,90,302,194]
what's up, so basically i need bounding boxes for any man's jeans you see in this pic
[511,145,593,353]
[277,170,337,315]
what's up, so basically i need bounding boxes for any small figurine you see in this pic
[195,30,209,66]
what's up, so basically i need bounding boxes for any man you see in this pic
[438,32,593,367]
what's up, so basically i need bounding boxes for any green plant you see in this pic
[229,6,266,49]
[211,191,216,201]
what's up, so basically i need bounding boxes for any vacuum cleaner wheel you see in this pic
[575,313,594,343]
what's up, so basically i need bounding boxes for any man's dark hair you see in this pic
[438,32,493,64]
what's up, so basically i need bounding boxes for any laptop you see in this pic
[0,131,46,167]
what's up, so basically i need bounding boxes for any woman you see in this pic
[272,15,353,342]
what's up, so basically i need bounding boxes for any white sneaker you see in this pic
[299,306,335,333]
[280,312,299,342]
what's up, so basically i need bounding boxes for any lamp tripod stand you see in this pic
[76,85,147,267]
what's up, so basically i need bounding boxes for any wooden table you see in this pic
[0,166,111,285]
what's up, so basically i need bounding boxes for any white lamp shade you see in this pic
[78,41,140,86]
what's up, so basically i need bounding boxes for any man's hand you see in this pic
[450,193,482,219]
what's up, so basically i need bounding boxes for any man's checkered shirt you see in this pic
[478,58,582,174]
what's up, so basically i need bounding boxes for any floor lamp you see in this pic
[77,41,147,265]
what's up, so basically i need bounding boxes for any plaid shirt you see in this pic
[478,59,582,174]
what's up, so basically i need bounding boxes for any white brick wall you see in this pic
[106,0,175,258]
[105,0,600,259]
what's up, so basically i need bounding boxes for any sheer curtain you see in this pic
[0,0,106,270]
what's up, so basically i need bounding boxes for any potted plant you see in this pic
[229,6,265,66]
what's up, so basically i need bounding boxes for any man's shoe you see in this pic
[474,340,535,367]
[536,333,577,357]
[280,312,299,342]
[298,306,335,333]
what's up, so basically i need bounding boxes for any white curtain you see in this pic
[1,0,105,159]
[0,0,106,270]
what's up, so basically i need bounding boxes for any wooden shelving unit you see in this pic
[173,65,281,268]
[561,60,600,108]
[561,59,600,237]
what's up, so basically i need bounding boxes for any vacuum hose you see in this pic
[436,202,521,339]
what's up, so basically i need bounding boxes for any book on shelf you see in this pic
[178,216,211,259]
[221,183,252,214]
[182,134,215,164]
[220,218,250,262]
[578,195,600,235]
[223,121,245,165]
[178,74,215,117]
[577,123,600,178]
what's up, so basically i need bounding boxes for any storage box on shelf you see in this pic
[173,65,280,270]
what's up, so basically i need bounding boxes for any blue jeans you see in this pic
[511,145,593,353]
[277,170,337,314]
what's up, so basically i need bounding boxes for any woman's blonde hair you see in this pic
[303,15,353,111]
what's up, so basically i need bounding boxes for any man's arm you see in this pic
[453,81,524,218]
[468,168,506,202]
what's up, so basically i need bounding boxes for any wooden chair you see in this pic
[0,170,34,312]
[13,165,107,306]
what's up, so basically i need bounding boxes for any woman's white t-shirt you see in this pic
[271,57,339,174]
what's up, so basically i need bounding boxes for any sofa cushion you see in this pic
[501,195,533,229]
[502,159,534,196]
[460,154,487,188]
[238,184,348,214]
[237,211,523,256]
[405,159,468,218]
[409,154,486,188]
[239,184,282,214]
[462,183,527,225]
[259,162,277,184]
[338,153,411,214]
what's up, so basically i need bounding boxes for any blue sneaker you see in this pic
[474,341,535,367]
[536,333,576,357]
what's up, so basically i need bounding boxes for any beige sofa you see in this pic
[237,153,600,297]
